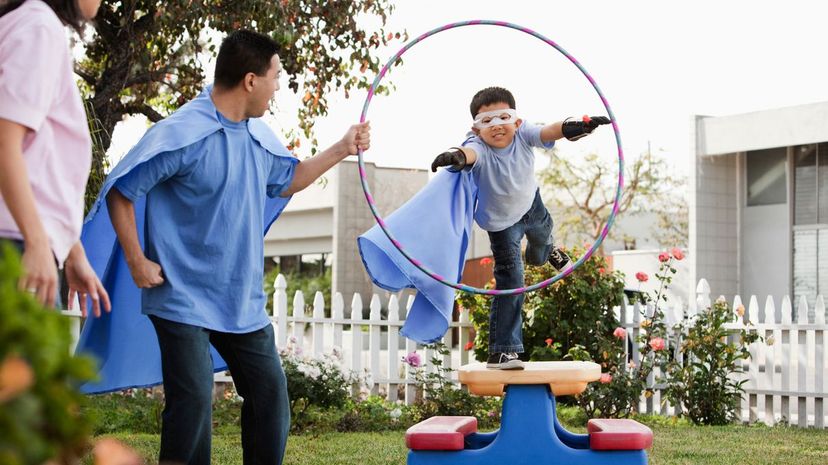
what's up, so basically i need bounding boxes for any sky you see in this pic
[108,0,828,181]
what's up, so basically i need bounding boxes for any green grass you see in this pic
[89,422,828,465]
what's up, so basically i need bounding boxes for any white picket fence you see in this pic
[64,275,828,427]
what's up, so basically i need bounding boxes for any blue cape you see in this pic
[357,170,477,343]
[76,87,295,394]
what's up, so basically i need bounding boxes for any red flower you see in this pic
[479,257,493,266]
[635,272,649,283]
[613,327,627,339]
[648,337,666,351]
[598,267,606,275]
[658,252,670,263]
[545,338,553,347]
[464,341,474,351]
[600,373,612,384]
[671,247,685,261]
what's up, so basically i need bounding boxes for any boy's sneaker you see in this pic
[548,247,572,271]
[486,352,524,370]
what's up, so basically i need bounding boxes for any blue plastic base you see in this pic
[408,384,648,465]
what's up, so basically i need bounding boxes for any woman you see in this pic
[0,0,110,316]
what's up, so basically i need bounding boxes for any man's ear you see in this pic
[472,127,480,135]
[515,118,523,128]
[243,72,256,92]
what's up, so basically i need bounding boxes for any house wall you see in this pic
[690,116,739,299]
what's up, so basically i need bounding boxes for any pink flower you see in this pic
[635,272,649,283]
[649,337,666,351]
[613,327,627,339]
[464,341,474,351]
[658,252,670,263]
[671,247,685,261]
[479,257,493,266]
[600,373,612,384]
[545,338,553,347]
[403,352,422,367]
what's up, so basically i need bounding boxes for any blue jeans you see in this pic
[486,190,553,354]
[149,316,290,465]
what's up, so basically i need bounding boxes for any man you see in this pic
[103,30,369,465]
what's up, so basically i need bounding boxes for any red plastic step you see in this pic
[405,416,478,451]
[587,418,654,450]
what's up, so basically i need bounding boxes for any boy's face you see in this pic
[472,102,522,149]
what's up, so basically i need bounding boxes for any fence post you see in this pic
[405,295,418,405]
[747,295,760,423]
[815,295,826,428]
[369,294,382,395]
[332,292,344,350]
[292,291,306,348]
[350,293,364,396]
[387,295,400,402]
[459,307,471,367]
[274,274,288,348]
[780,296,792,424]
[764,296,777,426]
[795,296,809,427]
[312,291,325,358]
[694,279,710,316]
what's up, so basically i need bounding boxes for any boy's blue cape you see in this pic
[357,170,477,343]
[76,86,296,394]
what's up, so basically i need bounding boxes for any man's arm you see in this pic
[281,122,370,197]
[106,188,164,288]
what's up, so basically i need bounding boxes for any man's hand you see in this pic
[562,115,612,141]
[65,244,111,317]
[341,121,371,156]
[430,148,466,172]
[19,241,58,308]
[127,256,165,289]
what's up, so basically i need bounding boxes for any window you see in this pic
[793,143,828,310]
[746,147,787,206]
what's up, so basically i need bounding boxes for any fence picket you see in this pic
[387,295,400,402]
[350,293,364,396]
[405,295,418,404]
[292,291,306,348]
[312,291,325,357]
[274,274,288,348]
[369,295,382,396]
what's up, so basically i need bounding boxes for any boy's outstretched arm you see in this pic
[544,116,611,143]
[430,147,477,172]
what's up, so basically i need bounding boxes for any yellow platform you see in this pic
[458,361,601,397]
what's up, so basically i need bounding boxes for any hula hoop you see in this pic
[357,20,624,296]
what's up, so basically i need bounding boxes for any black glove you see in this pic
[430,148,466,172]
[561,115,611,141]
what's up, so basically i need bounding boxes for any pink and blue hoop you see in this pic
[357,20,624,296]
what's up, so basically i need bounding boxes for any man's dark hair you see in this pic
[214,30,281,89]
[0,0,86,33]
[469,87,516,118]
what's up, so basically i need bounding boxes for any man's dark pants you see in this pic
[149,315,290,465]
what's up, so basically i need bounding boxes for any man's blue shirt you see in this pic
[115,111,296,333]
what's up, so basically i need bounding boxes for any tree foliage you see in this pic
[77,0,405,208]
[537,147,688,251]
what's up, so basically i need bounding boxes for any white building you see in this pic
[689,101,828,317]
[264,160,429,300]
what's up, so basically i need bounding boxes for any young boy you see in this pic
[431,86,609,369]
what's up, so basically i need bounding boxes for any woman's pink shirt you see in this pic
[0,0,92,264]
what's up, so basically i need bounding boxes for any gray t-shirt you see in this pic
[463,123,554,232]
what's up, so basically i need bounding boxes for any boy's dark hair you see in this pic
[0,0,86,33]
[214,30,281,89]
[469,87,516,118]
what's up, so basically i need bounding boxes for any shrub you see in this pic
[279,340,368,432]
[663,297,760,425]
[402,343,502,430]
[0,244,98,465]
[458,247,626,365]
